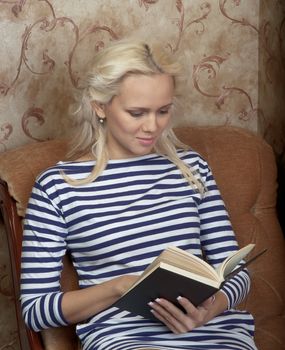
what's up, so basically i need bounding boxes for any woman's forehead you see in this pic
[117,73,174,100]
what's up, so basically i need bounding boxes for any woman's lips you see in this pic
[137,137,155,146]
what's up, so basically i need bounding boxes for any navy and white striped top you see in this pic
[20,150,256,350]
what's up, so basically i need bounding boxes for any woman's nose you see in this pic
[142,114,158,132]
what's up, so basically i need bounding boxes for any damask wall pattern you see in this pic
[0,0,264,153]
[0,0,284,349]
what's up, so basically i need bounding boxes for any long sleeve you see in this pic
[195,158,251,309]
[20,178,69,331]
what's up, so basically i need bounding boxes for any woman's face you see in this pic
[97,73,174,159]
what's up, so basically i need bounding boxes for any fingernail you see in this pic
[155,298,161,303]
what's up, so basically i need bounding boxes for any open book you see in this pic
[113,243,266,320]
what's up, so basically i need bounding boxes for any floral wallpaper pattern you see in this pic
[0,0,284,348]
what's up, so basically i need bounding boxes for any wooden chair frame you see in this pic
[0,180,44,350]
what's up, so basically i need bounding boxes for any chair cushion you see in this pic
[0,139,68,217]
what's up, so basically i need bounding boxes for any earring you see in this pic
[99,118,104,124]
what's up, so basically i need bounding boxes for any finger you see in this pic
[150,309,180,334]
[149,300,189,333]
[153,298,190,323]
[176,296,200,316]
[177,296,207,326]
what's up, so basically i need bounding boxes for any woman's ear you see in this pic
[91,101,105,119]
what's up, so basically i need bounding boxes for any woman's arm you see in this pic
[21,178,138,330]
[197,160,251,310]
[61,275,138,324]
[148,156,250,332]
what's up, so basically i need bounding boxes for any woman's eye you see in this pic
[159,109,170,115]
[128,111,144,117]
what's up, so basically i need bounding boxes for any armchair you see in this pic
[0,126,284,350]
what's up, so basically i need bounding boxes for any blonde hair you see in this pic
[64,38,204,193]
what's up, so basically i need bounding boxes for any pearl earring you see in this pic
[99,118,104,124]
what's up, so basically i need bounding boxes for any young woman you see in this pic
[20,39,257,350]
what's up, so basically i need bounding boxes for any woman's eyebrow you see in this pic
[126,103,173,110]
[159,103,173,109]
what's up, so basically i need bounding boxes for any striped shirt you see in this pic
[20,150,256,350]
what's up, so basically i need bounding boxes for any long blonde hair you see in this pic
[64,38,204,193]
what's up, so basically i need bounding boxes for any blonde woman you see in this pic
[20,39,257,350]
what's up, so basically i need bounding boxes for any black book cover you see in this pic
[114,266,219,320]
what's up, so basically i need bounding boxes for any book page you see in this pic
[216,243,255,279]
[165,247,219,280]
[140,246,219,282]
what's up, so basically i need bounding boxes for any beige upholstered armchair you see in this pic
[0,126,284,350]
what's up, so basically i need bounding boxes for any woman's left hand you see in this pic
[148,292,227,334]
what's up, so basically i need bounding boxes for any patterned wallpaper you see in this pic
[0,0,264,151]
[0,0,284,348]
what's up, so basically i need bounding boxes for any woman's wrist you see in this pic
[112,275,138,297]
[206,290,228,321]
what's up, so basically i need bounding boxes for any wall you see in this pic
[0,0,262,151]
[0,0,284,348]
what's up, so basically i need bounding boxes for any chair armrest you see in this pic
[0,180,44,350]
